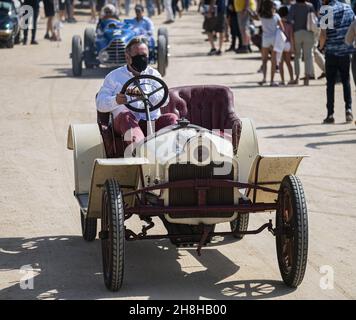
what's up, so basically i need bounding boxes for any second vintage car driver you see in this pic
[96,36,178,145]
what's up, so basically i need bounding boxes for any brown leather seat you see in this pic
[98,85,242,158]
[97,111,126,158]
[162,85,242,153]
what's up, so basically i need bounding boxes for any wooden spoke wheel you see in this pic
[276,175,308,288]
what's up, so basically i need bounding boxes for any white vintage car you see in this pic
[67,75,308,291]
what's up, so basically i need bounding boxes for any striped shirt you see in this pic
[321,0,355,56]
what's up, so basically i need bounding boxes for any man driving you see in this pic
[96,36,178,145]
[97,4,120,31]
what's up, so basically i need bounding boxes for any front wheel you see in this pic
[71,35,83,76]
[276,175,308,288]
[101,178,125,291]
[84,27,96,69]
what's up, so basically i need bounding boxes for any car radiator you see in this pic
[168,162,235,218]
[104,39,126,65]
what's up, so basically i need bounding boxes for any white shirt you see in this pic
[96,65,169,121]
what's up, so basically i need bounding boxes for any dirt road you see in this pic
[0,7,355,300]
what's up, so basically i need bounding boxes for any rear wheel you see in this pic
[71,35,83,77]
[84,28,96,69]
[230,213,249,240]
[101,179,125,291]
[157,35,167,77]
[276,175,308,288]
[80,209,97,241]
[158,27,168,66]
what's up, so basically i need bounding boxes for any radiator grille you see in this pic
[168,163,234,218]
[103,39,126,65]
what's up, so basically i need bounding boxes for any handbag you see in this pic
[307,11,319,33]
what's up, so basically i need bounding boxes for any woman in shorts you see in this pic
[258,0,284,86]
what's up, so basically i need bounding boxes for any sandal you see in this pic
[258,80,266,86]
[270,81,279,87]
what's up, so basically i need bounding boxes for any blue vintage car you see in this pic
[71,18,168,77]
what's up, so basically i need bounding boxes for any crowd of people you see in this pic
[17,0,196,44]
[10,0,356,124]
[202,0,356,123]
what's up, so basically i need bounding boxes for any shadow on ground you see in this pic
[0,236,294,300]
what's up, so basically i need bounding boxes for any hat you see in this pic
[135,4,144,12]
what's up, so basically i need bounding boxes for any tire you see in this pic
[158,27,169,67]
[71,35,83,77]
[158,27,168,46]
[84,28,96,69]
[276,175,308,288]
[6,35,14,48]
[230,213,249,240]
[14,32,20,45]
[101,178,125,291]
[80,208,97,241]
[157,35,167,77]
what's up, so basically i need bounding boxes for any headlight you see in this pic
[99,51,109,62]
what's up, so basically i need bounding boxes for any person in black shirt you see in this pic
[23,0,39,44]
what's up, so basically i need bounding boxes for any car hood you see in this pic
[134,125,234,165]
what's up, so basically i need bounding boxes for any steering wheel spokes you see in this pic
[120,74,169,114]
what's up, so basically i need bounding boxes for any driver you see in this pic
[96,36,178,145]
[97,4,120,31]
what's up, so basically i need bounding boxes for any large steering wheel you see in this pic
[120,74,169,113]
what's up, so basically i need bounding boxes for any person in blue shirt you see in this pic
[319,0,355,124]
[132,4,155,38]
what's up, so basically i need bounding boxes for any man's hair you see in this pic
[135,4,144,12]
[125,36,149,53]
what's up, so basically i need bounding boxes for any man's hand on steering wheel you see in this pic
[116,87,143,104]
[119,74,169,113]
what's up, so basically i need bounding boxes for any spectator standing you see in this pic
[234,0,256,53]
[226,0,243,51]
[23,0,40,44]
[206,0,227,55]
[43,0,56,42]
[172,0,183,18]
[145,0,155,16]
[320,0,355,123]
[89,0,97,23]
[288,0,315,85]
[164,0,175,23]
[278,5,295,84]
[258,0,284,85]
[309,0,326,79]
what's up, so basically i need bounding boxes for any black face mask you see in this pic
[131,54,148,73]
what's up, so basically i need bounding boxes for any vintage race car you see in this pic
[71,18,168,77]
[67,76,309,291]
